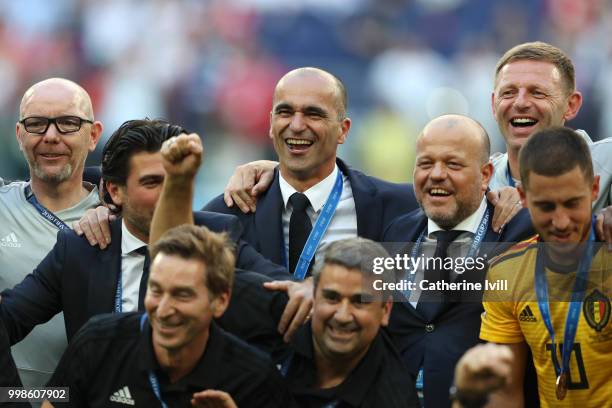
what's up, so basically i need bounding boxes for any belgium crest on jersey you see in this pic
[583,289,611,332]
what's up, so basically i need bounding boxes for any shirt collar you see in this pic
[138,319,225,389]
[121,219,148,255]
[427,196,487,237]
[289,322,383,406]
[279,165,339,213]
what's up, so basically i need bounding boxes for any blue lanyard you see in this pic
[285,170,344,280]
[114,274,123,313]
[534,224,595,378]
[506,163,516,188]
[404,208,490,292]
[139,314,169,408]
[24,185,70,230]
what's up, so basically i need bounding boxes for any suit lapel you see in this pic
[340,159,382,241]
[255,170,284,265]
[87,218,123,317]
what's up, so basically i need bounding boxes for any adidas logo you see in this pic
[0,232,21,248]
[519,305,537,322]
[109,386,135,405]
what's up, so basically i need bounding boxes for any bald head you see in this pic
[419,114,490,164]
[273,67,347,120]
[20,78,94,120]
[414,114,493,228]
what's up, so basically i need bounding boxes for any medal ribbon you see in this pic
[535,223,595,379]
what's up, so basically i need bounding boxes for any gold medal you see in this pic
[556,372,567,400]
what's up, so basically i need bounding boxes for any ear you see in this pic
[379,297,393,327]
[106,181,125,207]
[481,161,494,192]
[337,117,351,145]
[269,111,274,141]
[517,183,527,208]
[490,91,496,116]
[562,91,582,122]
[88,121,103,152]
[15,122,24,151]
[591,175,600,202]
[210,291,230,318]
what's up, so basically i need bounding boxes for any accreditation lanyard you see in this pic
[406,208,490,288]
[534,225,595,379]
[283,170,343,280]
[114,274,123,313]
[140,314,169,408]
[24,185,70,230]
[506,164,516,188]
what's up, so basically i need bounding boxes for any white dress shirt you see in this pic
[120,220,148,312]
[279,164,358,270]
[410,197,488,307]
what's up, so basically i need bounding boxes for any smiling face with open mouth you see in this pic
[146,253,229,354]
[492,60,581,154]
[414,115,492,229]
[311,263,391,364]
[269,69,350,191]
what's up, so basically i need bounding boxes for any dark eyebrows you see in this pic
[138,174,164,184]
[273,103,330,118]
[273,103,293,113]
[303,106,329,118]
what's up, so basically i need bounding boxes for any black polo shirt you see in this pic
[48,312,294,407]
[282,323,420,408]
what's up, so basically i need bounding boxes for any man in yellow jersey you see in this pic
[480,126,611,407]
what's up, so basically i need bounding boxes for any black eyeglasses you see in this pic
[20,116,94,135]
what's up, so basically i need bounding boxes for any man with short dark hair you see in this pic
[481,127,612,407]
[43,225,292,407]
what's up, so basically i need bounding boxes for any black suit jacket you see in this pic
[204,158,418,266]
[0,212,288,352]
[382,200,535,408]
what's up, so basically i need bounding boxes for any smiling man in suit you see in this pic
[382,114,535,408]
[201,67,419,340]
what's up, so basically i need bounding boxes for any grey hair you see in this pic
[312,237,395,299]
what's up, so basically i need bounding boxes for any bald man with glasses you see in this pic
[0,78,103,388]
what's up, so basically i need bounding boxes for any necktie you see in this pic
[135,246,151,311]
[417,229,464,322]
[288,192,313,276]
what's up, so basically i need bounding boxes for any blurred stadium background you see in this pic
[0,0,609,208]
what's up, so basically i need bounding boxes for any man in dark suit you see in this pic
[200,67,418,340]
[0,119,289,353]
[381,114,535,408]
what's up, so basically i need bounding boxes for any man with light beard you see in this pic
[0,78,102,387]
[382,114,535,407]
